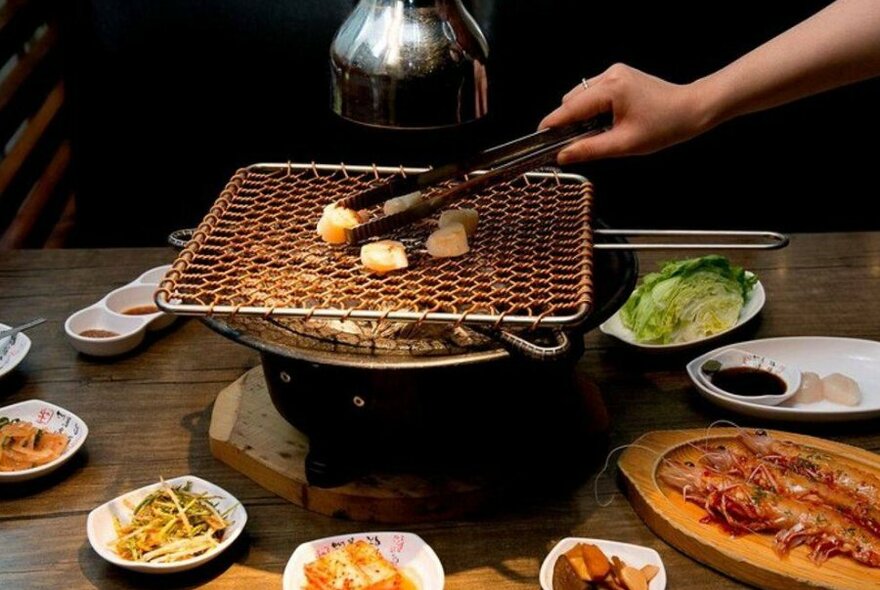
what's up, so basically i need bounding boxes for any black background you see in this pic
[69,1,879,246]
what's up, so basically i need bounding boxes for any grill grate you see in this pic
[157,163,595,328]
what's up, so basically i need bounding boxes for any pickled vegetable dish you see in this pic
[111,480,234,563]
[0,416,69,472]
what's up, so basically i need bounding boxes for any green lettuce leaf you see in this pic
[620,255,757,344]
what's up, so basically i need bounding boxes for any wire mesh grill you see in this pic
[156,163,595,328]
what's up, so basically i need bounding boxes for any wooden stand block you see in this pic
[209,367,497,522]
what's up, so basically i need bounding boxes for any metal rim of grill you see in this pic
[156,162,595,329]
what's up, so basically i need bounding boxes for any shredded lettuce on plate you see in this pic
[620,255,757,344]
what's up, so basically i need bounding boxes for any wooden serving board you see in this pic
[619,428,880,590]
[209,367,496,522]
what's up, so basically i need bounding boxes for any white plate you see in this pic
[599,278,765,351]
[283,532,444,590]
[87,475,247,573]
[0,322,33,378]
[539,537,667,590]
[687,337,880,421]
[0,399,88,483]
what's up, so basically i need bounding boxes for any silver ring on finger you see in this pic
[581,77,590,90]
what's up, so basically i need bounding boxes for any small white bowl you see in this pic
[283,532,444,590]
[539,537,667,590]
[0,322,32,379]
[64,265,178,357]
[694,348,801,406]
[87,475,247,574]
[65,307,146,357]
[0,399,89,483]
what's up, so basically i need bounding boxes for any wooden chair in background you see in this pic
[0,0,72,249]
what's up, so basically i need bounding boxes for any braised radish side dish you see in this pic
[111,480,233,563]
[552,543,659,590]
[0,416,69,471]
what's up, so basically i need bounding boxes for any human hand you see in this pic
[539,64,711,165]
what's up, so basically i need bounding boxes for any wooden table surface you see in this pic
[2,233,880,590]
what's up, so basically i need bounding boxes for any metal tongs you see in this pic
[337,113,614,245]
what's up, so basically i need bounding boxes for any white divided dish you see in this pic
[694,348,801,406]
[687,337,880,421]
[0,399,89,483]
[283,532,444,590]
[0,322,33,378]
[64,265,174,357]
[137,265,173,284]
[87,475,247,574]
[539,537,666,590]
[600,278,765,351]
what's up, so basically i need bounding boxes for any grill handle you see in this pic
[594,229,789,250]
[472,326,572,361]
[170,228,788,251]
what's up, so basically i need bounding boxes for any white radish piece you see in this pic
[426,222,469,258]
[439,208,479,236]
[360,240,409,274]
[383,191,422,216]
[822,372,862,406]
[317,204,363,244]
[792,371,824,404]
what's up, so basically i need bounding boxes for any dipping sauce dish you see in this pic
[694,348,801,406]
[64,265,175,357]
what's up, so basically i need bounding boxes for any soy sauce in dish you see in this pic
[710,367,787,397]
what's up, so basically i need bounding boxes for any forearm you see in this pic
[695,0,880,130]
[541,0,880,164]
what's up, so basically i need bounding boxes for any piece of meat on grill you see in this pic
[361,240,409,274]
[426,222,469,258]
[438,208,479,236]
[317,204,366,244]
